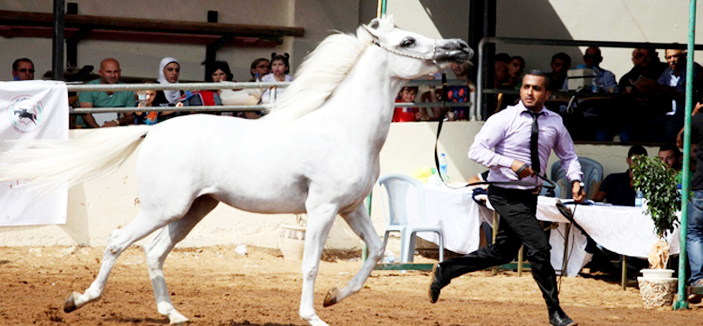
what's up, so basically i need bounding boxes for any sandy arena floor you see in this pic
[1,245,702,326]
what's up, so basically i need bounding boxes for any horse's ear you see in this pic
[368,18,381,30]
[363,18,382,38]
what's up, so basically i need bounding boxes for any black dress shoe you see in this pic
[549,309,578,326]
[428,263,445,303]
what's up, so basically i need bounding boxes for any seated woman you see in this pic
[206,61,262,118]
[151,57,183,121]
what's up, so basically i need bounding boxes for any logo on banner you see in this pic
[6,95,44,133]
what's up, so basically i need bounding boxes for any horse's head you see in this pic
[361,16,473,80]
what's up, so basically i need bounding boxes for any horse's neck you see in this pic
[322,47,405,151]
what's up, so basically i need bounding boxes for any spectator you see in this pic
[547,52,570,91]
[133,89,158,125]
[176,60,225,108]
[501,55,525,90]
[418,73,443,121]
[77,58,135,128]
[208,60,233,83]
[392,86,419,122]
[152,56,182,121]
[495,52,511,64]
[687,89,703,295]
[658,144,682,171]
[445,61,473,120]
[249,58,270,82]
[12,58,34,81]
[592,145,648,206]
[619,47,667,94]
[496,56,524,113]
[563,47,617,93]
[589,145,650,276]
[651,48,703,143]
[206,61,262,118]
[261,53,293,104]
[494,61,509,88]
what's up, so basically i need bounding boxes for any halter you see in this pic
[361,24,441,68]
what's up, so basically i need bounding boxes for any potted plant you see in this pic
[631,154,681,308]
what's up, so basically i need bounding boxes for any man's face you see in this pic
[508,59,524,79]
[495,62,509,85]
[583,48,601,69]
[551,58,570,77]
[13,61,34,81]
[634,49,655,68]
[99,60,121,84]
[520,74,549,111]
[658,149,679,169]
[665,49,685,72]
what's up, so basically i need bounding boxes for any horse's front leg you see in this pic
[299,202,338,326]
[323,203,383,307]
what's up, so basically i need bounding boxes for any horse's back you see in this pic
[135,114,310,213]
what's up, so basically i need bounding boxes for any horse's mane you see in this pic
[263,16,395,121]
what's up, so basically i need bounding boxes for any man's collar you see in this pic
[518,101,545,115]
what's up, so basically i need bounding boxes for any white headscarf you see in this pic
[157,57,181,104]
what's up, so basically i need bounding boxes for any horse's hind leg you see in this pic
[143,195,218,325]
[64,209,175,313]
[323,203,383,307]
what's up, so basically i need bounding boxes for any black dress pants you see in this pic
[438,186,560,312]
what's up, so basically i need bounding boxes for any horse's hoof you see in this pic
[169,311,190,325]
[323,287,339,307]
[63,292,81,313]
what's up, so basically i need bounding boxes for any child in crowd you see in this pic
[134,89,158,125]
[261,53,293,104]
[392,86,419,122]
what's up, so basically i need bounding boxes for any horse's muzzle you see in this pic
[435,39,473,64]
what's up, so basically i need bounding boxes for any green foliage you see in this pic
[631,155,681,238]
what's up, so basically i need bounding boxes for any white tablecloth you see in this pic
[404,184,680,276]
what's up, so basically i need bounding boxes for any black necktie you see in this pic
[530,111,541,174]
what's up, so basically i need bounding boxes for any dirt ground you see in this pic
[1,245,702,326]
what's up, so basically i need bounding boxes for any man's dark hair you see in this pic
[525,69,550,88]
[510,55,525,64]
[628,144,648,158]
[495,52,511,64]
[659,144,682,157]
[551,52,571,66]
[12,58,33,71]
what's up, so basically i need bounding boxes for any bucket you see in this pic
[279,224,306,261]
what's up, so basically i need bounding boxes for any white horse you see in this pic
[0,16,471,326]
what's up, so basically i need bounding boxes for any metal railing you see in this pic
[66,79,473,114]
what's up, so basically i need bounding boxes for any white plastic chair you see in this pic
[378,173,444,263]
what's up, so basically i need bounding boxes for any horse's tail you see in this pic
[0,125,151,193]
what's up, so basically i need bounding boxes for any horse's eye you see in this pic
[400,38,415,47]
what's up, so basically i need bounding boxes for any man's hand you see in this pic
[511,160,533,180]
[572,181,586,203]
[102,120,119,127]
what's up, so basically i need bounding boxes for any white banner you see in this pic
[0,80,68,226]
